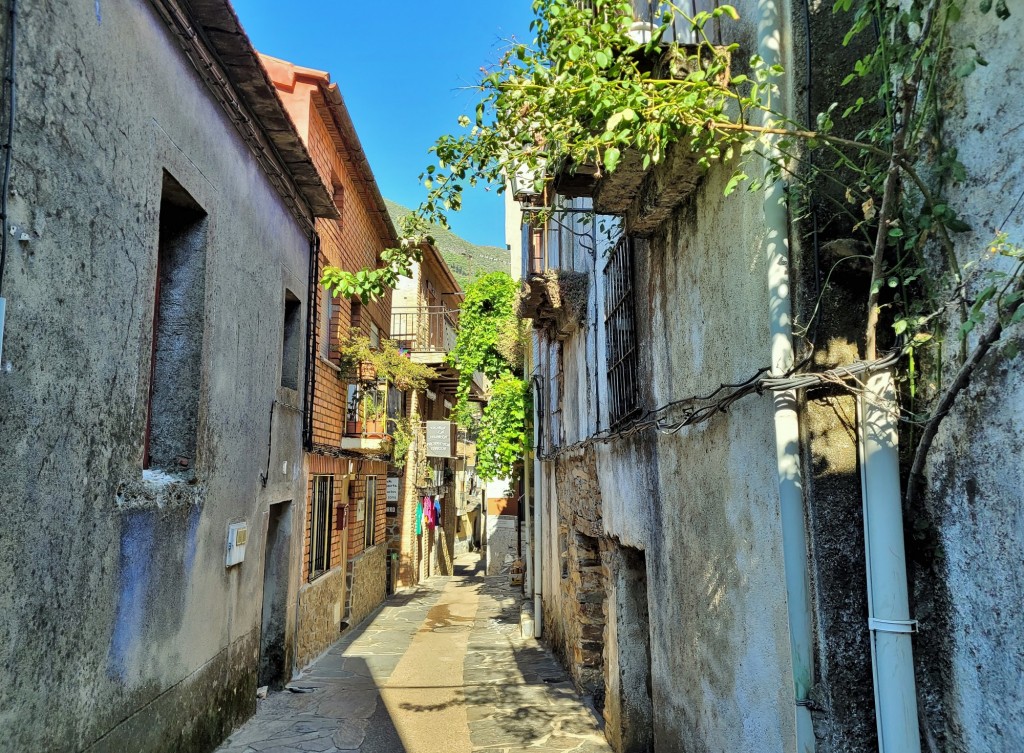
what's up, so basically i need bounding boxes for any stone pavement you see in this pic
[216,555,611,753]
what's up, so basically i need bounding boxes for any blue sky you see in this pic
[234,1,535,249]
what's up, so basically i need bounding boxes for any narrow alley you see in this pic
[217,555,611,753]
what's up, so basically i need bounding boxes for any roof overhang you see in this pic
[258,54,399,250]
[149,0,337,224]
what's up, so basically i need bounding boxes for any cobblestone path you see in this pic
[216,556,611,753]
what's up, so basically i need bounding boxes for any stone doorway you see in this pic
[259,500,292,689]
[604,543,654,752]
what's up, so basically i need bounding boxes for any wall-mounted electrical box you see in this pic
[226,522,248,567]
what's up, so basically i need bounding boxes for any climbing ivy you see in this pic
[476,373,531,482]
[447,272,523,421]
[446,272,531,481]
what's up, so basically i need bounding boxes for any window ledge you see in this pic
[318,356,341,373]
[117,469,204,510]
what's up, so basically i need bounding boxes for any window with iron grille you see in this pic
[309,475,334,580]
[604,236,640,429]
[363,476,378,549]
[320,284,334,360]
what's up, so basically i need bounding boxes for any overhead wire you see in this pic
[536,345,904,461]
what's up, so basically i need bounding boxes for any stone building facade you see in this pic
[513,2,1024,752]
[546,449,606,696]
[262,56,394,667]
[0,1,336,750]
[388,245,486,586]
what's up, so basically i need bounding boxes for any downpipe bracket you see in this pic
[868,618,918,634]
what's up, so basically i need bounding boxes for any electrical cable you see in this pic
[536,345,904,461]
[0,0,18,297]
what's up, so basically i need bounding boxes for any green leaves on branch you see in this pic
[419,0,756,224]
[338,334,437,392]
[448,272,524,423]
[321,216,431,303]
[321,0,765,302]
[476,373,531,482]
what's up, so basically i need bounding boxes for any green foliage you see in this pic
[446,272,531,481]
[321,0,767,302]
[337,334,437,391]
[335,0,1021,487]
[382,199,507,288]
[428,0,761,210]
[448,272,523,422]
[387,413,416,470]
[958,234,1024,339]
[476,373,530,482]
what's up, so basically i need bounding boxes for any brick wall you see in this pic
[305,94,393,452]
[345,462,388,559]
[302,455,349,580]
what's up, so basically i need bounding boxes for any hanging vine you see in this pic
[447,272,531,481]
[476,372,531,482]
[337,333,437,391]
[324,0,1017,493]
[447,272,525,420]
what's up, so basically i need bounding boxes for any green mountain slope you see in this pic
[383,198,508,289]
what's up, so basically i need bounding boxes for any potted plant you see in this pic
[363,392,387,437]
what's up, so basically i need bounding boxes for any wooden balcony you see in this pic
[390,306,459,366]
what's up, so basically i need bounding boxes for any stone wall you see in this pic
[0,2,318,749]
[602,543,653,753]
[296,568,347,669]
[486,514,519,576]
[908,8,1024,751]
[547,450,606,697]
[346,545,387,628]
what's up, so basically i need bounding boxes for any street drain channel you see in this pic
[432,625,472,633]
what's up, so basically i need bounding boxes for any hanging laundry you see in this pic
[433,498,442,528]
[416,498,425,536]
[426,495,438,530]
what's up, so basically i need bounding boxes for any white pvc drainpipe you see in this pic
[532,342,544,638]
[524,461,534,598]
[857,371,922,753]
[524,364,534,598]
[758,0,815,750]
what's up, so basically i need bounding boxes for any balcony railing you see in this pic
[344,385,389,439]
[579,1,720,45]
[391,307,459,354]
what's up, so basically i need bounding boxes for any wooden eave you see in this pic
[151,0,337,223]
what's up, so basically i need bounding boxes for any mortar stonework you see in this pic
[346,545,387,628]
[547,449,606,697]
[297,567,347,669]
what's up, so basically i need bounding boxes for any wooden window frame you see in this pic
[309,474,334,580]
